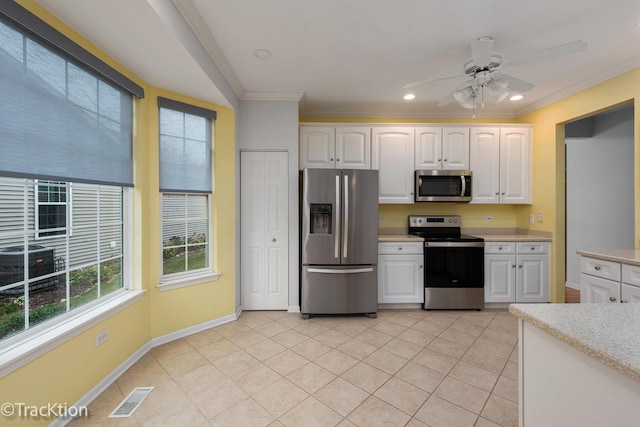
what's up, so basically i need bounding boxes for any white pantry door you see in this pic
[240,151,289,310]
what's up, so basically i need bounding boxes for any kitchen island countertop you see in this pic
[576,249,640,267]
[509,303,640,383]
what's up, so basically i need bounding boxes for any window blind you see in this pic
[159,97,215,194]
[0,16,134,187]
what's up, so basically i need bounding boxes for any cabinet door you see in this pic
[470,128,500,203]
[336,127,371,169]
[516,254,549,302]
[372,127,415,204]
[621,284,640,303]
[414,127,442,169]
[378,254,423,303]
[485,254,516,302]
[580,274,620,303]
[442,127,470,170]
[499,128,531,204]
[299,126,335,169]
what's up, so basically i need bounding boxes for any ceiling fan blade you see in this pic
[403,73,463,89]
[506,39,588,68]
[500,74,535,92]
[437,92,456,106]
[470,37,494,66]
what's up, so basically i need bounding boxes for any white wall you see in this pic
[236,99,300,310]
[565,106,634,289]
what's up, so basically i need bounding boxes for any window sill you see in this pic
[157,271,221,292]
[0,289,145,378]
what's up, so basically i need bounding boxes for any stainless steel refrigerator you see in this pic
[300,168,379,318]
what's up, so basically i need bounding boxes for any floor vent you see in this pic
[108,386,154,418]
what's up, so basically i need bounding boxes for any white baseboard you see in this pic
[565,281,581,291]
[54,312,238,426]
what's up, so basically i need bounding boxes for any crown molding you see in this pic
[241,91,304,102]
[171,0,244,98]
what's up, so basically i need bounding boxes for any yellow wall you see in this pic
[0,2,237,425]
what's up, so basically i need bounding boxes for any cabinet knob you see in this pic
[609,296,617,302]
[419,265,423,269]
[272,238,277,242]
[621,299,627,303]
[501,192,505,195]
[518,265,523,269]
[498,246,503,250]
[594,266,601,271]
[443,158,448,162]
[336,158,340,161]
[398,247,403,251]
[530,247,535,251]
[512,264,516,269]
[495,192,500,195]
[330,158,334,161]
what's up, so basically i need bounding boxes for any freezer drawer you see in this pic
[301,265,377,318]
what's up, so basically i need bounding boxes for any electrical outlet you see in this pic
[485,216,494,222]
[529,215,535,224]
[96,330,109,346]
[537,212,544,223]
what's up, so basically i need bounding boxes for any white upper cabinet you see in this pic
[299,126,370,169]
[470,127,531,204]
[335,127,371,169]
[372,127,415,204]
[499,128,531,204]
[415,127,469,170]
[299,126,335,169]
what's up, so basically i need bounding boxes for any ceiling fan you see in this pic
[404,37,588,113]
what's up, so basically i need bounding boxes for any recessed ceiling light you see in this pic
[510,94,524,101]
[253,49,272,59]
[403,94,416,100]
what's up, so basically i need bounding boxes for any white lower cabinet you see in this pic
[378,242,423,304]
[581,256,640,303]
[485,241,550,305]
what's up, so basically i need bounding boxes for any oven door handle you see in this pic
[425,241,484,248]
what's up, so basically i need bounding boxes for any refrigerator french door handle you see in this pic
[334,174,340,259]
[307,267,374,274]
[343,174,349,258]
[460,176,466,197]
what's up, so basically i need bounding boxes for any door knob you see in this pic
[272,238,276,242]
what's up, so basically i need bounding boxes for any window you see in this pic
[158,98,216,285]
[0,2,142,345]
[36,180,70,238]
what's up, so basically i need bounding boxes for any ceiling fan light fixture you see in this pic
[510,94,524,101]
[403,94,416,100]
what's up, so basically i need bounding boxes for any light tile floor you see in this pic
[69,309,519,427]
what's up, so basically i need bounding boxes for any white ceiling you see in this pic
[35,0,640,118]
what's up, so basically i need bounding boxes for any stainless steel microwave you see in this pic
[415,170,472,202]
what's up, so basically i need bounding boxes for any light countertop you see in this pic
[378,234,424,242]
[467,233,552,242]
[509,303,640,384]
[577,249,640,267]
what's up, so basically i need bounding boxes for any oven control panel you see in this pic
[409,215,460,228]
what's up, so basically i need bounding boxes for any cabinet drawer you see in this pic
[378,242,423,255]
[580,257,621,281]
[484,242,515,254]
[622,263,640,287]
[516,242,548,254]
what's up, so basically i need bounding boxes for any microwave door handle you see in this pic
[335,174,340,259]
[343,174,349,259]
[460,176,466,197]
